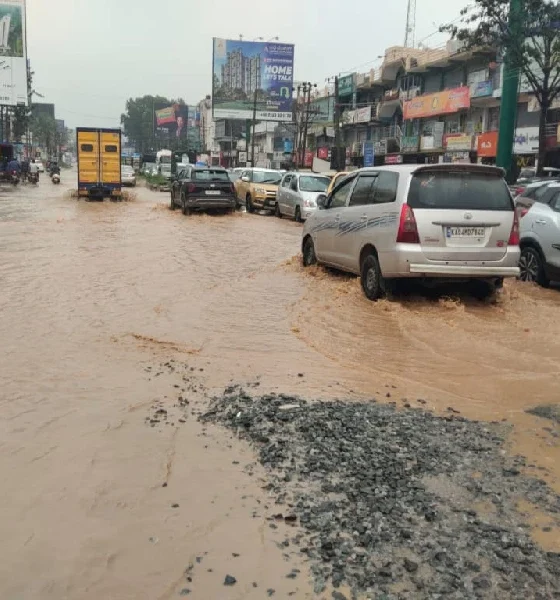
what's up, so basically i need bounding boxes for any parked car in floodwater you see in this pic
[170,166,236,215]
[518,182,560,287]
[234,168,282,213]
[302,164,520,301]
[276,172,330,221]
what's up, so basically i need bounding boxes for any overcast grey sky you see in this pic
[27,0,470,129]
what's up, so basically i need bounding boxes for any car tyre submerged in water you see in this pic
[170,192,175,210]
[519,246,549,287]
[275,203,282,218]
[246,194,255,213]
[181,194,191,216]
[302,236,317,267]
[295,206,302,223]
[361,253,385,301]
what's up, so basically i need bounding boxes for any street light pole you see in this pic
[334,76,342,170]
[301,82,316,170]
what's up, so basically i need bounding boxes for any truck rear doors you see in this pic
[77,128,121,199]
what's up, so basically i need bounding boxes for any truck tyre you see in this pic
[361,253,385,301]
[246,194,255,213]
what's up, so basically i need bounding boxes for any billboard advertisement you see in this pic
[212,38,294,121]
[403,86,470,120]
[155,103,188,139]
[0,0,27,106]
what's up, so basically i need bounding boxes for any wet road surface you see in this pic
[1,172,560,598]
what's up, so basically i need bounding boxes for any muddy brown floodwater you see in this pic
[1,171,560,599]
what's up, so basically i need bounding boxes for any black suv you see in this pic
[170,166,237,215]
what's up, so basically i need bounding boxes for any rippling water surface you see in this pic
[1,172,559,598]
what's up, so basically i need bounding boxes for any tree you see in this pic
[121,95,187,153]
[31,114,56,154]
[442,0,560,173]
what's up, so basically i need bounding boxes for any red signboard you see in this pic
[317,147,329,160]
[477,131,498,157]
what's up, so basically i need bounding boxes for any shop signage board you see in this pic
[444,134,473,151]
[514,127,539,154]
[363,141,374,167]
[404,87,470,120]
[477,132,498,157]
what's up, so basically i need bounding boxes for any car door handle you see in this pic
[535,219,547,225]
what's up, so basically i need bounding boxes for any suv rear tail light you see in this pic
[508,210,520,245]
[396,204,420,243]
[186,183,196,193]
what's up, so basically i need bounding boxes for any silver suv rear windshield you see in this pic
[407,171,513,211]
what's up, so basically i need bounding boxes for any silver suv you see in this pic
[518,182,560,286]
[301,164,521,300]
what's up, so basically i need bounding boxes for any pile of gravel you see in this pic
[201,388,560,599]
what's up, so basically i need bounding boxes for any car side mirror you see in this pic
[241,176,250,182]
[317,194,328,209]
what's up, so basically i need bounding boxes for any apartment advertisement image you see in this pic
[0,0,27,106]
[212,38,295,121]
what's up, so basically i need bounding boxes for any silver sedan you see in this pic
[275,172,331,222]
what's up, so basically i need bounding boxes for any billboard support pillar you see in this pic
[250,89,257,167]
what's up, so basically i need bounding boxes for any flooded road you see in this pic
[1,173,560,598]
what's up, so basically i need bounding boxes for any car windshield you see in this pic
[253,171,281,184]
[299,176,329,192]
[408,171,513,211]
[228,171,241,182]
[193,169,229,181]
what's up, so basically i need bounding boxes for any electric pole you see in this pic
[496,0,522,180]
[334,76,342,171]
[301,82,317,169]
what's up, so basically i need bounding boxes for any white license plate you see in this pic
[205,190,221,195]
[446,227,485,238]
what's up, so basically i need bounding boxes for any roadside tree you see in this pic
[442,0,560,173]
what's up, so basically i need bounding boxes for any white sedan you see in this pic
[121,166,136,187]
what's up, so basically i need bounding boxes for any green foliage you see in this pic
[120,95,187,153]
[442,0,560,107]
[31,114,56,152]
[144,172,168,187]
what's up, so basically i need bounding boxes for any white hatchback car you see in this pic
[302,164,521,300]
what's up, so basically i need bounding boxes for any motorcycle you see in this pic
[28,171,39,185]
[10,170,20,185]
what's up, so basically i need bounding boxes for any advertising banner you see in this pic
[355,106,371,124]
[477,131,498,157]
[471,80,493,98]
[363,141,374,167]
[338,74,355,97]
[317,146,329,160]
[403,87,470,120]
[212,38,294,121]
[401,135,419,152]
[384,155,403,164]
[514,127,539,154]
[444,134,473,151]
[0,0,27,106]
[155,104,188,139]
